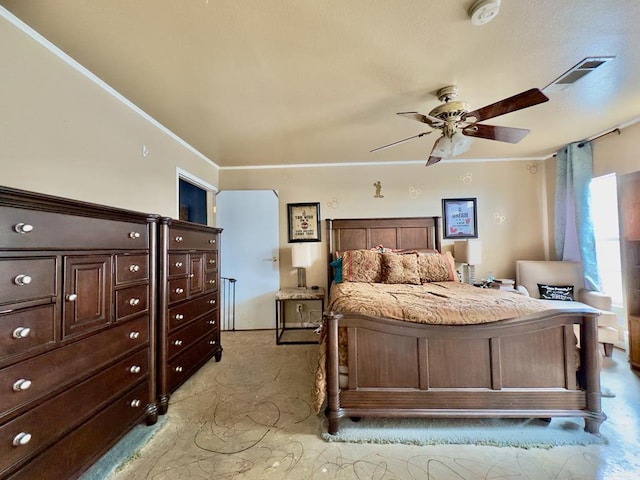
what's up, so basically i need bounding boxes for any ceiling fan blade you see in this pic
[426,155,442,166]
[397,111,443,127]
[370,131,431,152]
[425,139,443,166]
[462,88,549,123]
[462,124,530,143]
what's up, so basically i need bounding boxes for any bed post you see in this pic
[324,310,342,434]
[581,313,606,434]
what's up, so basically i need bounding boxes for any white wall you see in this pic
[0,10,218,217]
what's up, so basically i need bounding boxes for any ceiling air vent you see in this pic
[543,56,615,93]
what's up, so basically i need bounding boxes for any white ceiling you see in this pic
[3,0,640,168]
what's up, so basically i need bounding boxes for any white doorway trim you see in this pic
[176,167,218,226]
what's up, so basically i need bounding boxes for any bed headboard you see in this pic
[326,216,441,286]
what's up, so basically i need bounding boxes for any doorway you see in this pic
[216,190,280,330]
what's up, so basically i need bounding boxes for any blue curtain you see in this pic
[554,141,601,291]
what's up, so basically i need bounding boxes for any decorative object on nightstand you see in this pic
[454,239,482,284]
[275,287,325,344]
[292,242,312,288]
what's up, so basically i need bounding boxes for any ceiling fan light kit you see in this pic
[469,0,501,26]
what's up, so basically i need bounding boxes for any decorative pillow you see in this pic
[538,284,574,301]
[341,250,383,282]
[381,252,420,284]
[330,257,343,283]
[417,251,457,283]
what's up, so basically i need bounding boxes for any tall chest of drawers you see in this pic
[157,218,222,414]
[0,186,158,480]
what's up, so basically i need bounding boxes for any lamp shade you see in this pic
[454,239,482,265]
[291,243,312,268]
[432,132,474,158]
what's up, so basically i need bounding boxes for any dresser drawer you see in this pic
[5,381,149,480]
[0,315,149,422]
[115,254,149,285]
[0,304,56,364]
[168,277,188,305]
[168,316,217,360]
[1,206,149,250]
[204,252,218,272]
[0,258,56,305]
[204,272,218,293]
[168,292,217,330]
[0,349,148,476]
[115,285,149,321]
[168,227,218,250]
[168,253,188,277]
[167,334,217,392]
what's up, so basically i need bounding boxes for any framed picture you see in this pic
[287,202,321,242]
[442,198,478,239]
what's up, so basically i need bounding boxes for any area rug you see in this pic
[79,416,167,480]
[322,417,608,449]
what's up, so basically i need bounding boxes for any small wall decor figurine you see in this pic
[373,181,384,198]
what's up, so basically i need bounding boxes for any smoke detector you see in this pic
[469,0,501,26]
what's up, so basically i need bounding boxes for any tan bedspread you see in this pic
[327,281,549,325]
[313,281,550,413]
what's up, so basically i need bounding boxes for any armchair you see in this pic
[516,260,618,357]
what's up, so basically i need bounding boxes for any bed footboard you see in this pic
[324,310,605,435]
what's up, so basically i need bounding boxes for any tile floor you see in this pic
[108,330,640,480]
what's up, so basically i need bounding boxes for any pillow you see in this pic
[417,251,458,283]
[330,257,343,283]
[538,284,574,301]
[341,249,383,282]
[381,252,420,284]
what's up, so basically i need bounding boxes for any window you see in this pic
[590,174,623,306]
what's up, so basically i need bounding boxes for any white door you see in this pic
[216,190,279,330]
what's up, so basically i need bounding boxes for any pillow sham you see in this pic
[341,249,383,282]
[381,252,420,284]
[417,251,458,282]
[538,284,574,301]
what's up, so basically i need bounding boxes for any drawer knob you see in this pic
[175,314,184,320]
[13,379,32,392]
[129,231,141,239]
[129,331,141,340]
[208,299,216,305]
[189,274,194,278]
[175,261,183,268]
[129,264,140,273]
[209,239,216,244]
[128,298,140,306]
[208,320,216,325]
[12,327,31,339]
[14,223,34,234]
[129,365,141,374]
[208,280,216,285]
[14,274,32,286]
[13,432,32,447]
[175,288,184,294]
[175,236,183,243]
[173,339,183,346]
[66,293,78,302]
[209,340,216,345]
[208,259,216,265]
[130,399,141,408]
[175,366,183,372]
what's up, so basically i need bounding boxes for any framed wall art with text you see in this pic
[287,202,321,242]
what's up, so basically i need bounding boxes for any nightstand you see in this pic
[275,287,325,344]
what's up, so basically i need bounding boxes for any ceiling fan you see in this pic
[371,85,549,166]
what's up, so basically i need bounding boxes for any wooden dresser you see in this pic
[0,186,158,479]
[157,218,222,414]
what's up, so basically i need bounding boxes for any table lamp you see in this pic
[454,239,482,284]
[291,243,312,288]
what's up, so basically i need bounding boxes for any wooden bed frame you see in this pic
[323,217,605,435]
